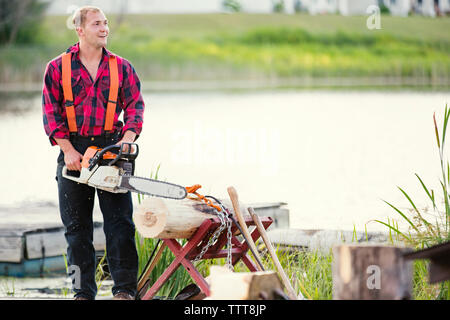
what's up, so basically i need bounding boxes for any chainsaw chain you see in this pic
[192,200,233,271]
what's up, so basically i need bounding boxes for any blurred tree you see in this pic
[111,0,128,34]
[272,0,285,13]
[294,0,307,13]
[0,0,50,46]
[222,0,242,13]
[378,0,390,14]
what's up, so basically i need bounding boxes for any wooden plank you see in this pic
[403,240,450,260]
[0,256,67,277]
[0,236,23,263]
[25,231,66,259]
[403,240,450,283]
[25,224,105,259]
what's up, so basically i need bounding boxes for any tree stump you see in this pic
[332,244,413,300]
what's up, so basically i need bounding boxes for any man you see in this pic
[42,6,144,300]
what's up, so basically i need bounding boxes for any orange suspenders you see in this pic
[61,52,119,134]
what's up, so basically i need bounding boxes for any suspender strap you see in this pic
[104,55,118,132]
[61,52,119,134]
[61,52,77,133]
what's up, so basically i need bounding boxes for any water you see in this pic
[0,89,449,232]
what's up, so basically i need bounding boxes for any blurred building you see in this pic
[43,0,450,16]
[383,0,412,17]
[338,0,378,15]
[294,0,337,15]
[412,0,450,17]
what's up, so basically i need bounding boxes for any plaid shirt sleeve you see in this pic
[42,59,70,146]
[119,60,145,138]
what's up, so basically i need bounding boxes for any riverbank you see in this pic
[0,13,449,86]
[1,76,449,95]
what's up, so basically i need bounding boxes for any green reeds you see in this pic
[376,104,450,299]
[377,105,450,248]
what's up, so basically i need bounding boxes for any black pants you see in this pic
[56,134,138,300]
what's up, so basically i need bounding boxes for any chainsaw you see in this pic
[62,142,187,200]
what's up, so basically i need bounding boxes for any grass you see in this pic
[133,232,333,300]
[132,233,445,300]
[121,152,446,300]
[375,106,450,248]
[374,105,450,299]
[127,166,440,300]
[0,13,449,86]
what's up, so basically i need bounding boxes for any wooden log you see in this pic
[133,197,248,239]
[332,244,413,300]
[207,266,283,300]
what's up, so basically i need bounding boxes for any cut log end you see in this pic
[133,197,218,239]
[143,212,157,227]
[133,198,168,238]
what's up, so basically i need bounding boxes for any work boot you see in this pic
[113,292,135,300]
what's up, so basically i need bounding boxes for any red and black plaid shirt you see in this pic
[42,43,145,146]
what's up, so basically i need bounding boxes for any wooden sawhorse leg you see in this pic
[139,216,273,300]
[141,219,214,300]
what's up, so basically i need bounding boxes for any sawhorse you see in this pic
[138,215,273,300]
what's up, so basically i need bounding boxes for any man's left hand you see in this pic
[117,130,137,153]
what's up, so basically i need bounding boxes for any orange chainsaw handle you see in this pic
[81,146,120,169]
[86,143,139,170]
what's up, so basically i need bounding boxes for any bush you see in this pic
[0,0,50,46]
[222,0,242,13]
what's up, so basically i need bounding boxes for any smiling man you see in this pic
[42,6,145,300]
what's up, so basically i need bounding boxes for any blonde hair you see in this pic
[72,6,104,29]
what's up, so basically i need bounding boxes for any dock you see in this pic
[0,202,106,277]
[0,201,291,277]
[0,200,388,278]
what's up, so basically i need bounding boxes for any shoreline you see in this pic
[1,77,449,94]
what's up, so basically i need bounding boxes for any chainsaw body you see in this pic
[62,143,137,193]
[62,143,187,199]
[63,163,127,193]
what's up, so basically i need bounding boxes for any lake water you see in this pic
[0,89,449,232]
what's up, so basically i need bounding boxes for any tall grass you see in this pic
[376,105,450,248]
[131,161,447,300]
[375,105,450,299]
[1,14,449,84]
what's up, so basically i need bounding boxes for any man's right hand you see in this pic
[64,148,83,171]
[55,138,83,171]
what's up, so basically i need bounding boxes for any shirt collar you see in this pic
[66,42,114,59]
